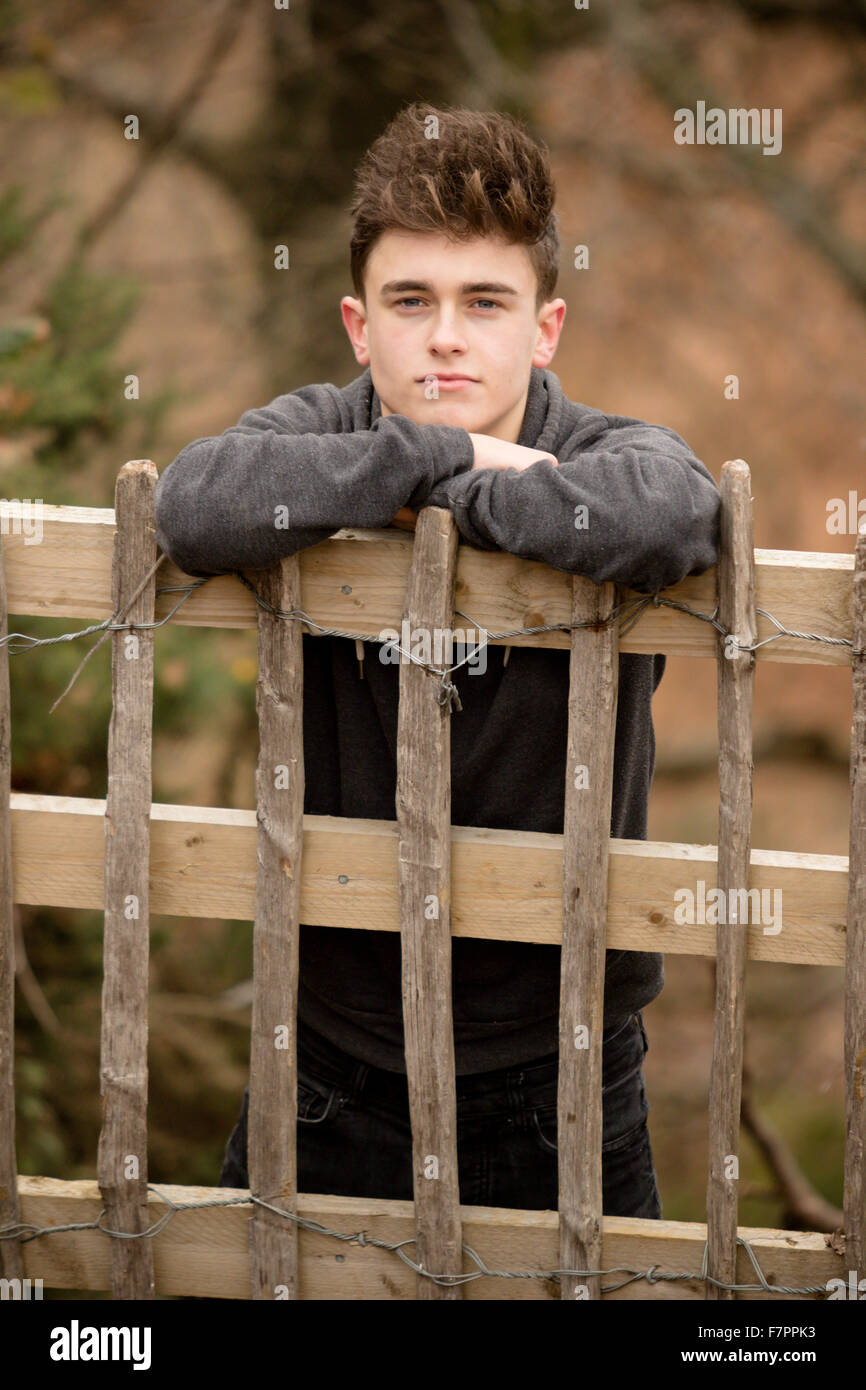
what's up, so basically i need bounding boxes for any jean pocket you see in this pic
[297,1071,342,1125]
[600,1113,649,1155]
[529,1067,650,1157]
[601,1015,647,1096]
[530,1105,559,1155]
[530,1104,651,1158]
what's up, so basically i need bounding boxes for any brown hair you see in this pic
[349,103,559,308]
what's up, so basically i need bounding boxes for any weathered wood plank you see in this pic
[3,794,851,965]
[0,504,855,664]
[247,557,304,1299]
[396,507,462,1299]
[706,462,757,1301]
[843,529,866,1278]
[12,1177,844,1300]
[558,577,619,1300]
[0,531,24,1285]
[96,461,158,1299]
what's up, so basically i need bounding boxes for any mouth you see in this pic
[417,373,479,390]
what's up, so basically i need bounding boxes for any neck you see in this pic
[487,383,530,443]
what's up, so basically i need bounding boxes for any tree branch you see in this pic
[604,0,866,305]
[37,0,255,264]
[741,1059,844,1232]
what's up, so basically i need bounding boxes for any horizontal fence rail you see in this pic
[7,1177,849,1300]
[4,794,849,964]
[0,503,856,663]
[0,478,863,1301]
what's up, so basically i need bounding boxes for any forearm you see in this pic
[424,435,721,592]
[154,413,474,577]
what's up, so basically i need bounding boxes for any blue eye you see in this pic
[394,297,501,310]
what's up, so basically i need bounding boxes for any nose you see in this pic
[426,307,469,357]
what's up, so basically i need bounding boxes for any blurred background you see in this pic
[1,0,864,1294]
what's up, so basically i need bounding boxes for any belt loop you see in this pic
[508,1065,527,1129]
[349,1059,368,1106]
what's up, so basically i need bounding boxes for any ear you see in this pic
[341,295,370,365]
[532,298,566,369]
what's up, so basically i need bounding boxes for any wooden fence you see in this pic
[0,458,863,1300]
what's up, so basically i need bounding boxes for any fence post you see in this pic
[558,574,619,1301]
[706,460,756,1300]
[0,530,24,1286]
[396,506,463,1300]
[97,460,158,1299]
[248,555,304,1299]
[844,528,866,1280]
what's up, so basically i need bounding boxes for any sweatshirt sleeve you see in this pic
[422,414,721,593]
[153,384,475,578]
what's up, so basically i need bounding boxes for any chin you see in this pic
[413,397,482,427]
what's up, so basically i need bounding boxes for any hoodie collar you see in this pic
[365,365,566,453]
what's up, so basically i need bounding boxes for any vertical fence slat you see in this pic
[396,506,462,1300]
[97,461,158,1300]
[706,459,756,1300]
[844,529,866,1279]
[249,555,303,1299]
[558,575,620,1301]
[0,531,24,1285]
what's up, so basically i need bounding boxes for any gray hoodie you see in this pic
[154,365,721,1074]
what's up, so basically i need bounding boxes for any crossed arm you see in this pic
[154,390,719,595]
[390,421,721,594]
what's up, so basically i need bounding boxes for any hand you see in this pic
[468,433,558,472]
[388,433,557,530]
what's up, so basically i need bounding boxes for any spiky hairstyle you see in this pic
[349,103,559,307]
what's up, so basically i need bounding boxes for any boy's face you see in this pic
[340,230,566,443]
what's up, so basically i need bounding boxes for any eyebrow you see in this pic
[379,279,520,298]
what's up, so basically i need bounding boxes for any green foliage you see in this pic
[0,185,61,261]
[0,64,62,116]
[0,186,183,486]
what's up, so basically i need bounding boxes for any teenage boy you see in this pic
[154,103,721,1218]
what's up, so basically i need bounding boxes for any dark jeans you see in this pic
[218,1011,662,1218]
